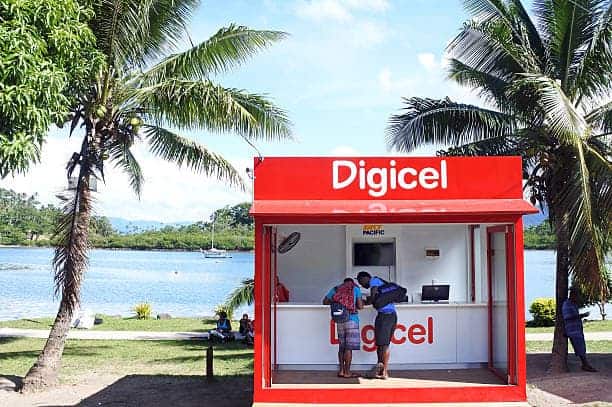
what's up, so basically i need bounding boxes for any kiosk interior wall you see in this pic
[276,223,477,304]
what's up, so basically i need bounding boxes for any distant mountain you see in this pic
[108,217,192,234]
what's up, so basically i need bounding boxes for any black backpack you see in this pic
[373,279,407,310]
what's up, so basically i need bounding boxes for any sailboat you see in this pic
[202,220,231,258]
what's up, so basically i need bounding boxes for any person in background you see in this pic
[323,277,364,378]
[209,311,233,342]
[275,276,290,302]
[356,271,396,379]
[246,318,255,345]
[562,287,597,372]
[239,313,253,345]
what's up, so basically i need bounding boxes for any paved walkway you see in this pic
[1,327,611,341]
[525,331,612,341]
[0,328,211,340]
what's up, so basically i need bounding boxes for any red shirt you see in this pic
[276,282,290,302]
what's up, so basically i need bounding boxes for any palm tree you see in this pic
[223,278,255,316]
[387,0,611,373]
[21,0,291,391]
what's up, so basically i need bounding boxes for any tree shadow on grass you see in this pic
[527,353,612,404]
[41,374,253,407]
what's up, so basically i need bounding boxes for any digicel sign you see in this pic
[253,156,523,201]
[330,317,434,352]
[332,160,447,197]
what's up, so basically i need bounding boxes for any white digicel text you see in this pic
[332,159,448,197]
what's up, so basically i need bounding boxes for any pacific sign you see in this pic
[330,317,434,352]
[332,159,448,197]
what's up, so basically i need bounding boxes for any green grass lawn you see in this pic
[0,315,223,331]
[0,337,252,383]
[526,340,612,353]
[3,316,611,333]
[0,336,609,386]
[526,319,612,333]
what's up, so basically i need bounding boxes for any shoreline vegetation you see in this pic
[0,188,254,251]
[1,187,553,251]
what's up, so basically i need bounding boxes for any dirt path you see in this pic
[0,374,252,407]
[1,354,610,407]
[527,353,612,407]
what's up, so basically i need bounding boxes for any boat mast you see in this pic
[211,218,215,249]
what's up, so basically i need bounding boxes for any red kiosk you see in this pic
[250,156,537,406]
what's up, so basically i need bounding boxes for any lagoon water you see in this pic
[0,247,609,321]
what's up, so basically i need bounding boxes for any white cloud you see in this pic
[329,145,361,156]
[377,67,414,94]
[350,20,388,47]
[417,52,438,71]
[295,0,352,22]
[2,133,251,223]
[344,0,390,12]
[295,0,389,22]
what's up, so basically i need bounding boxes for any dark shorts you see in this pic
[375,312,397,346]
[336,320,360,351]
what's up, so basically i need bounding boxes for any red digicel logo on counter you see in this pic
[330,317,434,352]
[332,160,447,197]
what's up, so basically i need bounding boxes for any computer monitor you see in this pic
[421,285,450,302]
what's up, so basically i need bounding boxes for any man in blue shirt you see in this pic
[323,278,364,378]
[562,287,596,372]
[357,271,397,379]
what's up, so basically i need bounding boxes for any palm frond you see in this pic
[447,21,526,79]
[134,79,292,140]
[143,124,245,190]
[142,25,288,82]
[510,74,587,144]
[553,145,610,298]
[386,97,517,152]
[223,278,254,315]
[447,58,511,108]
[508,0,547,64]
[108,136,144,198]
[91,0,199,69]
[573,1,612,101]
[585,100,612,133]
[438,134,521,156]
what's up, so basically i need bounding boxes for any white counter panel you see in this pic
[275,304,487,368]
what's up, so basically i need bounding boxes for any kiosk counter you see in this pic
[250,156,537,406]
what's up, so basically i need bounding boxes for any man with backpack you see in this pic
[323,278,364,378]
[357,271,402,379]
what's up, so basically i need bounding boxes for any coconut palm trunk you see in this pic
[386,0,611,375]
[20,0,292,391]
[550,210,570,373]
[22,136,93,390]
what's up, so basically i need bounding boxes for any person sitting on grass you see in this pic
[562,287,597,372]
[239,313,254,345]
[209,311,233,342]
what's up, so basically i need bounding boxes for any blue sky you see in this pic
[3,0,487,222]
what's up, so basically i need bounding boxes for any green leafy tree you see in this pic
[210,202,253,229]
[22,0,291,391]
[0,0,102,177]
[387,0,611,373]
